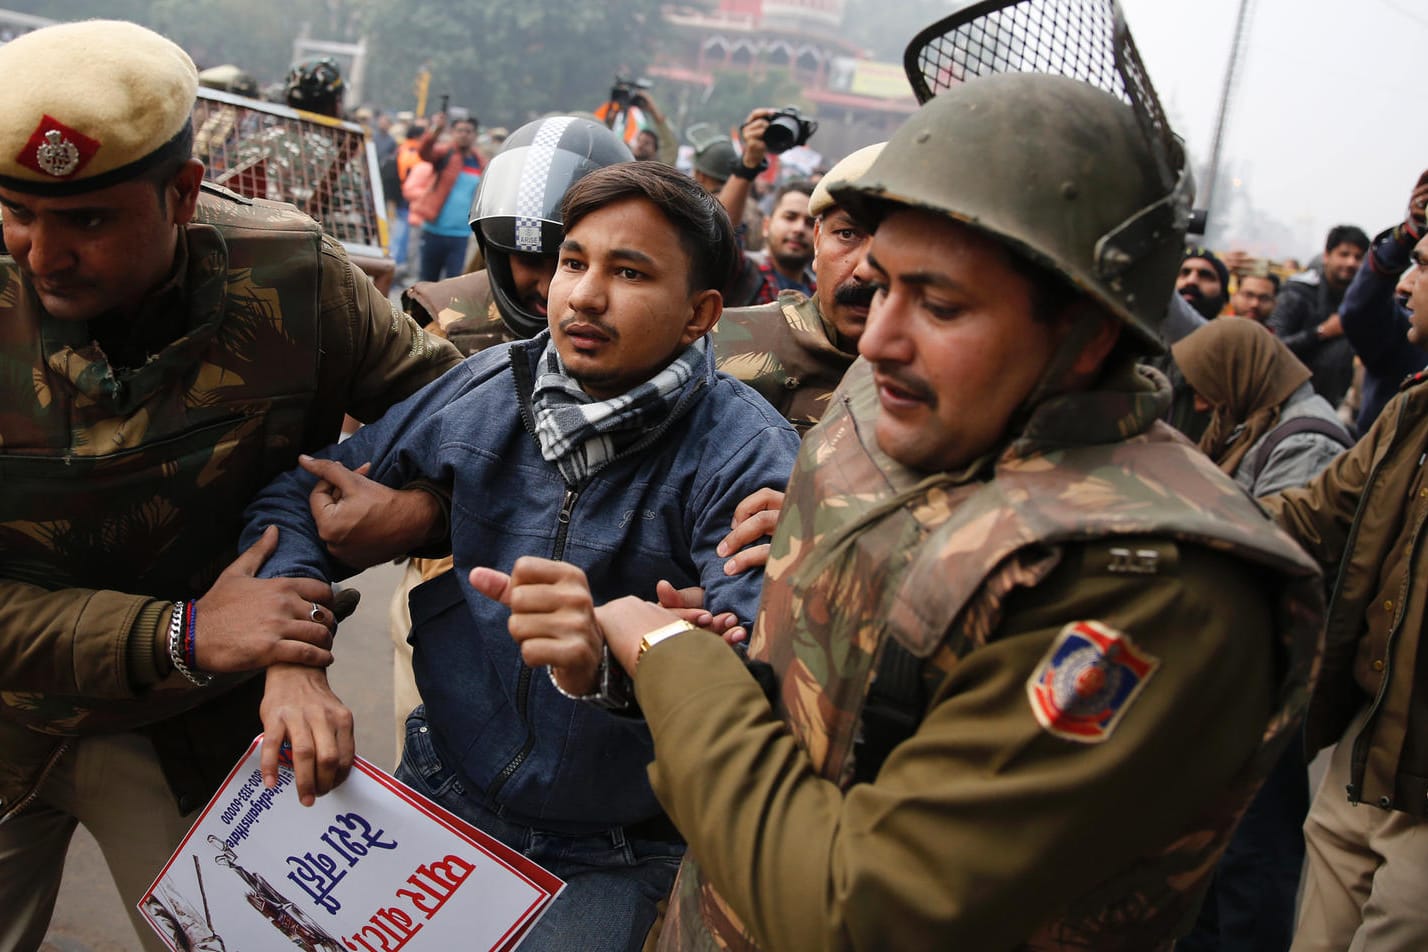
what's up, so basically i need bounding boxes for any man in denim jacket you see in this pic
[242,162,800,952]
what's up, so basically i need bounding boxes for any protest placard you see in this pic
[139,738,563,952]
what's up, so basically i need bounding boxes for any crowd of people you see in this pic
[5,12,1428,952]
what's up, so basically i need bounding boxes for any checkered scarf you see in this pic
[531,336,707,485]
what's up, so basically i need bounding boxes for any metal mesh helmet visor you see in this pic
[859,0,1195,351]
[471,115,633,255]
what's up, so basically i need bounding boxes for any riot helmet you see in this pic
[285,58,344,118]
[470,115,633,338]
[835,0,1192,354]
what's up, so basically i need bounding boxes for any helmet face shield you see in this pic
[835,0,1193,352]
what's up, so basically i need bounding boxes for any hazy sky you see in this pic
[1119,0,1428,257]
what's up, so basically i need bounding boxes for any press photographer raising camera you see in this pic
[716,107,819,307]
[595,77,675,165]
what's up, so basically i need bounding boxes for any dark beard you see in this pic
[1179,285,1225,320]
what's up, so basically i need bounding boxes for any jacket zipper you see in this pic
[486,485,579,800]
[1,740,69,824]
[485,342,708,801]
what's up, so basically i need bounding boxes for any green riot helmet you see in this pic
[470,115,633,338]
[831,71,1191,354]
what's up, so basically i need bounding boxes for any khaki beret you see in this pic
[0,20,198,196]
[809,142,886,218]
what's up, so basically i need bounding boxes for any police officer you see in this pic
[485,71,1325,950]
[0,22,460,951]
[712,143,882,433]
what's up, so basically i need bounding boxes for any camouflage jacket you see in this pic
[644,358,1323,951]
[712,291,856,434]
[0,184,460,817]
[401,269,514,358]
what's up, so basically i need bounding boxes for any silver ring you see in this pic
[309,602,322,622]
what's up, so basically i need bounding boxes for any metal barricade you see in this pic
[192,88,394,290]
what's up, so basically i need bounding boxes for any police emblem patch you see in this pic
[18,115,100,180]
[1026,620,1158,744]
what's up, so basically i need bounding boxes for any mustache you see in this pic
[558,316,617,340]
[873,363,938,406]
[1178,284,1205,303]
[833,281,876,309]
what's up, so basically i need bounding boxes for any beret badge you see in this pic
[19,116,100,180]
[37,131,79,177]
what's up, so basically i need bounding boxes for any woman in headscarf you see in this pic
[1172,316,1352,498]
[1170,316,1352,952]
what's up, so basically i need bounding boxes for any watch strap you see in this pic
[638,619,698,666]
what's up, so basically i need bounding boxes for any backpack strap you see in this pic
[1249,416,1353,484]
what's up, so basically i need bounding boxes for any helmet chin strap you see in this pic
[1007,311,1106,436]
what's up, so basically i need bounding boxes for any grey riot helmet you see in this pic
[469,115,633,338]
[839,0,1193,355]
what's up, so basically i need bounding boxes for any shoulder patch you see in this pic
[1026,621,1159,744]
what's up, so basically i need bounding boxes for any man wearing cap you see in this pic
[0,21,461,951]
[1177,247,1230,320]
[484,71,1324,949]
[712,143,882,434]
[689,137,738,195]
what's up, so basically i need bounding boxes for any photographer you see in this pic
[721,107,819,307]
[596,79,676,166]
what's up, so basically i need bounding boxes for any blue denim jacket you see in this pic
[244,333,800,831]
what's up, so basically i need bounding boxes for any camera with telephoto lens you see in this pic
[762,106,817,154]
[610,76,652,109]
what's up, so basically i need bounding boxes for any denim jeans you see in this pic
[397,707,683,952]
[419,232,469,283]
[390,203,412,266]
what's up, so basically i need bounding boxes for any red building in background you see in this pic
[651,0,918,162]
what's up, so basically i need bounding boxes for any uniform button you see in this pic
[419,726,428,734]
[1385,600,1394,611]
[1420,488,1427,497]
[1373,660,1385,672]
[783,376,801,390]
[1379,796,1393,808]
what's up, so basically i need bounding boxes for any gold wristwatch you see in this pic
[637,619,698,666]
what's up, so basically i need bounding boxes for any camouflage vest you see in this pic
[712,291,856,435]
[0,185,326,734]
[402,270,512,358]
[660,359,1322,951]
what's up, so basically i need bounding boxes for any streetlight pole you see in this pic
[1200,0,1254,224]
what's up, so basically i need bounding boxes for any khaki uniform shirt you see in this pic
[712,291,856,435]
[640,360,1321,950]
[0,186,461,816]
